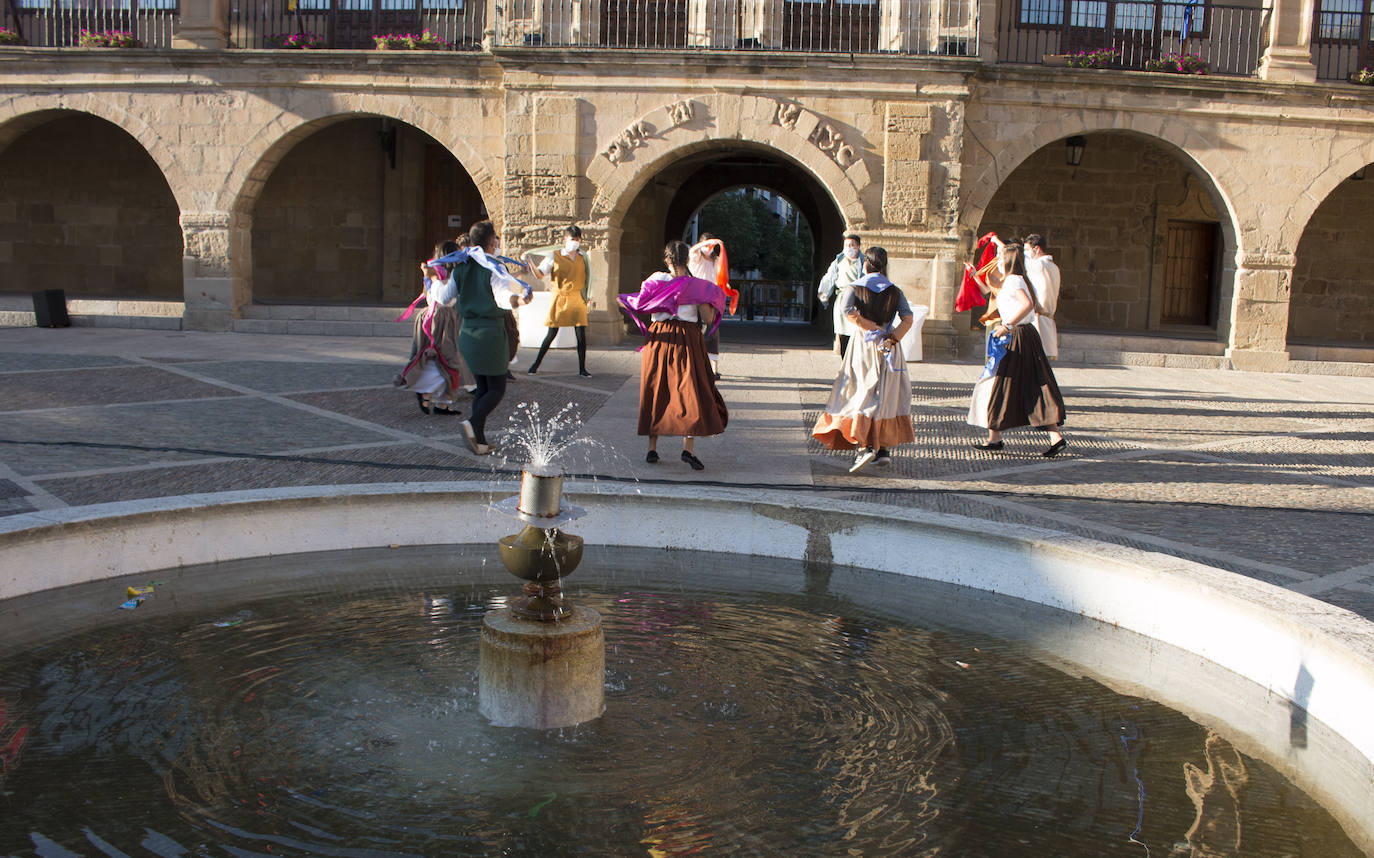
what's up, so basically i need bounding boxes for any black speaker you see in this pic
[33,289,70,328]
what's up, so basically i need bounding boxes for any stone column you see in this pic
[1224,255,1293,372]
[1258,0,1317,82]
[172,0,229,49]
[181,211,244,332]
[585,224,623,344]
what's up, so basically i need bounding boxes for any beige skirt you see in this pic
[813,335,915,450]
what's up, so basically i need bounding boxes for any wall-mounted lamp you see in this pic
[1066,135,1087,167]
[1353,165,1367,181]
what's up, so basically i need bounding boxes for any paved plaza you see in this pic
[1,325,1371,621]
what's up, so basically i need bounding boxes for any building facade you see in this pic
[1,0,1371,370]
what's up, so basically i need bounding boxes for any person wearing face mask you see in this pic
[817,234,865,356]
[523,225,593,378]
[966,239,1067,457]
[1022,233,1061,360]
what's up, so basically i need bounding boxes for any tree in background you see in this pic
[695,189,814,282]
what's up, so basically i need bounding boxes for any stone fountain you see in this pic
[480,459,605,729]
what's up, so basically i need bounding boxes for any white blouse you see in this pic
[998,274,1038,327]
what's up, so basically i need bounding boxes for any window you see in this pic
[1317,0,1370,40]
[1018,0,1206,34]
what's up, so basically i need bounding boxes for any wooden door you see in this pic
[1161,220,1216,325]
[782,0,878,51]
[422,143,486,259]
[600,0,687,47]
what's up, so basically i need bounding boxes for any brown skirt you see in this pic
[638,319,729,437]
[987,325,1065,431]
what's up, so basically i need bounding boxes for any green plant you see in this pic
[1065,48,1120,69]
[272,31,326,49]
[1143,52,1209,74]
[0,26,23,45]
[1354,67,1374,85]
[373,30,449,50]
[78,29,142,48]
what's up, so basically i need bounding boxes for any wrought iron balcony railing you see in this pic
[1,0,178,48]
[228,0,484,50]
[1312,5,1373,80]
[997,0,1270,76]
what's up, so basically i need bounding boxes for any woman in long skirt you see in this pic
[812,247,916,473]
[620,240,729,471]
[968,240,1067,457]
[396,240,464,416]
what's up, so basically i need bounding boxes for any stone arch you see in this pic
[0,96,188,211]
[588,94,870,229]
[1280,138,1374,252]
[961,115,1243,259]
[222,94,499,222]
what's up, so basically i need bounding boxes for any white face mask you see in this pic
[564,240,580,255]
[843,245,859,260]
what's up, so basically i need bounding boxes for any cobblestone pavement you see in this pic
[2,326,1372,622]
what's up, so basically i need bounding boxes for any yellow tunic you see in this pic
[544,250,589,327]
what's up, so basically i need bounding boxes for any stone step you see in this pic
[233,317,410,338]
[239,304,404,323]
[0,296,184,331]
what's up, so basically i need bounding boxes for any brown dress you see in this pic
[638,318,729,437]
[986,324,1065,431]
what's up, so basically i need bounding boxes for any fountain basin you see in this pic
[1,481,1372,853]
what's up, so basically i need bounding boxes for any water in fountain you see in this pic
[0,545,1365,856]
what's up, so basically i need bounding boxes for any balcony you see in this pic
[3,0,1373,83]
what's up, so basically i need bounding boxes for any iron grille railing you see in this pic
[492,0,980,54]
[228,0,484,49]
[997,0,1268,75]
[2,0,178,47]
[1312,3,1373,79]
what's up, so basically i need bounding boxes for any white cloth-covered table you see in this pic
[516,292,577,348]
[900,305,929,362]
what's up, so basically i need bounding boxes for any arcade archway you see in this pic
[977,131,1235,339]
[1289,165,1374,350]
[0,112,181,300]
[250,117,486,305]
[616,146,845,340]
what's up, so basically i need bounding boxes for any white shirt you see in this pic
[1025,254,1061,317]
[998,275,1038,327]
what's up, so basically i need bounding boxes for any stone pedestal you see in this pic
[479,605,605,728]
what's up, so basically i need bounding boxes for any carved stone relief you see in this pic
[600,99,696,164]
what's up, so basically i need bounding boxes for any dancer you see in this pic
[441,220,530,455]
[394,241,463,416]
[812,247,916,473]
[523,225,592,378]
[966,239,1067,457]
[688,233,738,380]
[1023,233,1061,360]
[817,233,865,356]
[619,240,729,471]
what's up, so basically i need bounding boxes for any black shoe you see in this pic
[975,440,1003,450]
[578,370,592,378]
[416,394,430,415]
[507,371,516,380]
[681,451,705,470]
[1043,439,1068,458]
[646,450,659,464]
[432,405,462,417]
[527,367,538,375]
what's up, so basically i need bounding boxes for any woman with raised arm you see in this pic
[967,239,1067,457]
[620,240,729,471]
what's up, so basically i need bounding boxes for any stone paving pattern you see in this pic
[1,326,1371,623]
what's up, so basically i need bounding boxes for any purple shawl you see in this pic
[619,274,727,338]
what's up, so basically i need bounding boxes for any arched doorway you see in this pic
[617,146,844,342]
[250,117,486,305]
[1289,164,1374,351]
[977,131,1234,339]
[0,112,181,300]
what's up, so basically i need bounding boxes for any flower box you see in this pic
[1351,68,1374,85]
[78,29,142,48]
[1042,53,1071,67]
[1143,52,1209,74]
[0,26,25,46]
[373,30,450,50]
[272,32,326,49]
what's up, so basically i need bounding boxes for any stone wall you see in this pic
[978,132,1220,333]
[0,114,182,299]
[1290,174,1374,346]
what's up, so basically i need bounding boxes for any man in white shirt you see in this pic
[1023,234,1061,359]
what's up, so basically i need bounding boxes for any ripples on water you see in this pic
[0,548,1364,857]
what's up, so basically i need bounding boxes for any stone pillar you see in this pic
[586,223,623,344]
[976,0,998,62]
[1258,0,1317,82]
[172,0,229,49]
[1224,256,1293,372]
[181,211,243,332]
[688,0,737,47]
